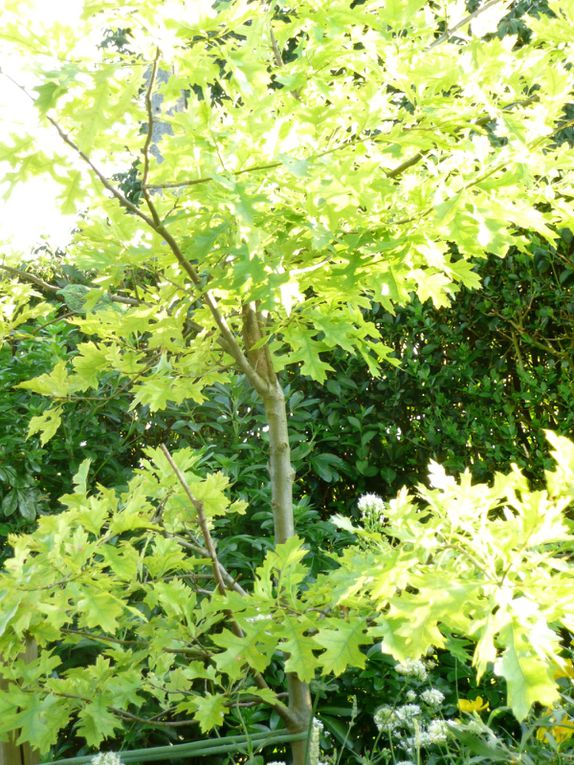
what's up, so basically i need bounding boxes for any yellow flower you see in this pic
[553,660,574,680]
[536,709,574,745]
[457,696,489,713]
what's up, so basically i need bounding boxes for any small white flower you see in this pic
[427,719,449,744]
[395,658,428,681]
[421,688,445,706]
[357,493,386,520]
[395,761,416,765]
[309,717,323,765]
[90,754,123,765]
[394,704,422,724]
[373,705,396,732]
[406,689,417,702]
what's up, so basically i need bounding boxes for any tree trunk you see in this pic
[263,383,312,764]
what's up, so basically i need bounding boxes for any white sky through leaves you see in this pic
[0,0,84,254]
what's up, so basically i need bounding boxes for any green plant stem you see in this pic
[41,731,306,765]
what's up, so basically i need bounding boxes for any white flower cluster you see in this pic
[373,705,395,732]
[394,704,422,725]
[374,697,450,759]
[395,659,428,681]
[309,717,324,765]
[406,719,449,748]
[374,704,421,732]
[357,493,386,523]
[427,719,449,743]
[421,688,445,707]
[90,754,123,765]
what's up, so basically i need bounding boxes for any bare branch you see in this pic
[269,23,284,67]
[159,444,228,595]
[168,534,248,596]
[428,0,511,50]
[0,264,142,306]
[0,264,59,293]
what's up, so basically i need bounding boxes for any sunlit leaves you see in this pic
[27,405,63,445]
[17,360,72,398]
[280,616,318,682]
[3,0,571,395]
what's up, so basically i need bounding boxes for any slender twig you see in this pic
[60,627,212,658]
[1,264,141,306]
[144,159,283,190]
[159,444,228,595]
[141,47,161,198]
[159,443,299,729]
[385,152,424,180]
[0,67,157,229]
[168,534,248,596]
[0,264,59,292]
[428,0,511,49]
[269,14,283,67]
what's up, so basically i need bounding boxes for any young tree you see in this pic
[1,0,573,761]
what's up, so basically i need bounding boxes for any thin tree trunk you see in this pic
[263,384,295,544]
[263,384,312,764]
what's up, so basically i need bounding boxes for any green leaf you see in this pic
[27,405,63,445]
[71,342,109,389]
[72,458,92,494]
[278,153,309,177]
[34,81,67,114]
[314,619,369,676]
[495,625,559,720]
[76,697,122,747]
[213,623,277,680]
[191,692,227,732]
[14,694,71,753]
[281,328,334,382]
[60,170,83,215]
[77,588,124,632]
[281,617,318,682]
[18,361,71,398]
[1,491,19,518]
[310,452,347,482]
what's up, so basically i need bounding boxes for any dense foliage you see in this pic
[1,0,573,763]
